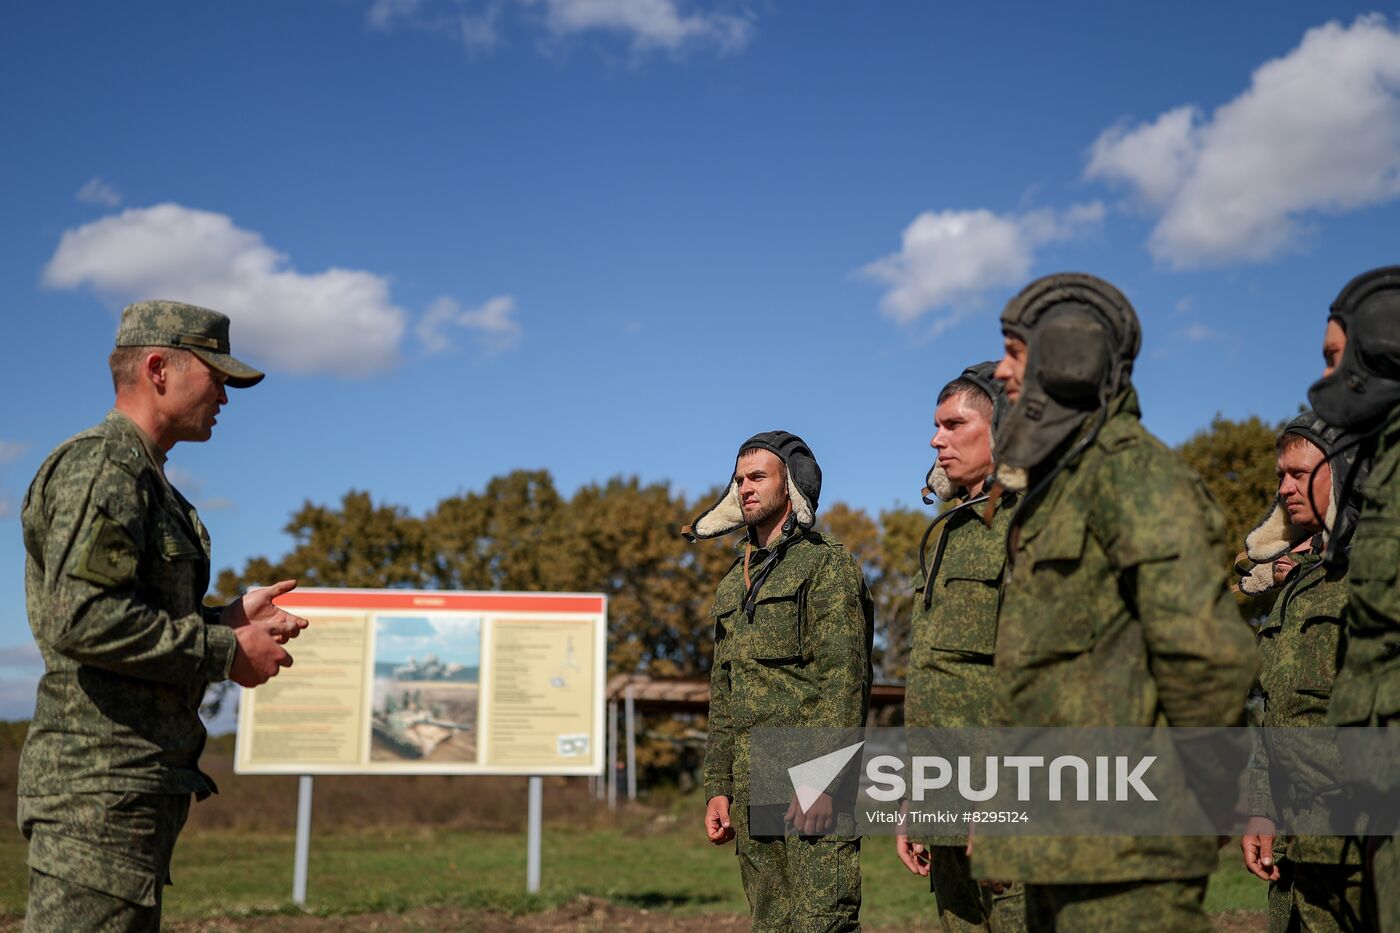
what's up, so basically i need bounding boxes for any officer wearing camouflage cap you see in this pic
[689,431,874,931]
[1235,411,1364,933]
[1308,266,1400,932]
[972,273,1257,932]
[17,301,308,931]
[896,362,1025,933]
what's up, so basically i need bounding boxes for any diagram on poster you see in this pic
[234,589,606,776]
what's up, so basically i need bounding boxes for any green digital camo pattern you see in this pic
[115,299,264,386]
[1265,860,1366,933]
[19,410,237,798]
[703,529,875,929]
[1329,410,1400,739]
[928,846,1027,933]
[1246,549,1361,868]
[973,389,1258,885]
[732,801,862,933]
[1022,878,1209,933]
[907,503,1014,731]
[1332,411,1400,932]
[19,791,190,932]
[905,500,1025,920]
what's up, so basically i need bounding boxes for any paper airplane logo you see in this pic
[788,741,865,813]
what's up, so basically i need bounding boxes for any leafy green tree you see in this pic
[1177,415,1284,554]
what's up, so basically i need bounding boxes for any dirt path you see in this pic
[138,899,1264,932]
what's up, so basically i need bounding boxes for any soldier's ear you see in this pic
[142,351,168,390]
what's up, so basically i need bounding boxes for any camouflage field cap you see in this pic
[115,300,264,388]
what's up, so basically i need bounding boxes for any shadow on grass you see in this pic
[608,891,728,910]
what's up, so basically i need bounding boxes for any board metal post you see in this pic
[625,684,637,801]
[526,776,543,893]
[292,775,313,906]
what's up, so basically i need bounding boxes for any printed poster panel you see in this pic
[234,588,606,776]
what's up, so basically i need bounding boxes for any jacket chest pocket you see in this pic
[922,547,1002,655]
[148,509,206,611]
[745,575,807,662]
[1010,511,1096,657]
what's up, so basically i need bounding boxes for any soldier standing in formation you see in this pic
[691,431,874,932]
[1309,266,1400,931]
[1236,413,1366,931]
[970,273,1258,931]
[896,362,1024,932]
[17,301,309,931]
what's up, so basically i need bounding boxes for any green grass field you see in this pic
[0,813,1266,926]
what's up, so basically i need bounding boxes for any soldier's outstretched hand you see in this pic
[706,795,735,845]
[223,580,310,644]
[230,623,293,687]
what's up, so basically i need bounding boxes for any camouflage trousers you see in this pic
[735,804,861,932]
[928,846,1026,932]
[1267,860,1366,933]
[1022,878,1209,933]
[19,791,191,933]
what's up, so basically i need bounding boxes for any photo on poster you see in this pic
[370,615,481,763]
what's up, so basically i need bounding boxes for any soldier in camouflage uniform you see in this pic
[897,363,1025,932]
[18,301,308,932]
[1309,266,1400,931]
[1236,413,1365,932]
[971,274,1257,933]
[688,431,874,932]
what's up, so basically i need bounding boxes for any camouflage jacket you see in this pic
[906,497,1013,847]
[1330,409,1400,743]
[973,389,1257,884]
[703,529,875,802]
[1246,551,1359,865]
[906,498,1013,730]
[19,410,237,797]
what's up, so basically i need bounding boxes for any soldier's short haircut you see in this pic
[936,377,995,420]
[109,346,189,392]
[1276,431,1322,458]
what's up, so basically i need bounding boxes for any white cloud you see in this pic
[76,177,122,208]
[365,0,750,55]
[862,202,1105,327]
[1182,322,1226,343]
[1086,16,1400,267]
[369,0,426,30]
[416,294,521,355]
[43,203,410,376]
[0,441,28,465]
[0,496,12,520]
[531,0,751,52]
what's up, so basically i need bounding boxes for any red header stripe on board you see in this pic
[270,590,604,614]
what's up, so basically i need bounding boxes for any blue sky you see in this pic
[376,615,482,667]
[3,1,1400,714]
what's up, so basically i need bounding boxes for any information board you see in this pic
[233,588,607,776]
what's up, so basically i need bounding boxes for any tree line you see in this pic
[213,414,1284,688]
